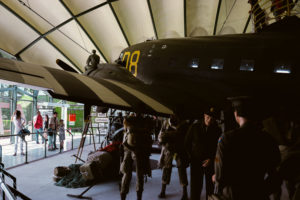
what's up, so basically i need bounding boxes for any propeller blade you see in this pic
[56,59,79,73]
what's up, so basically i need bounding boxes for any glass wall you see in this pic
[0,48,16,59]
[0,84,13,140]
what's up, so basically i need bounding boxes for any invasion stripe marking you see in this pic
[0,59,25,85]
[40,67,68,96]
[71,74,129,107]
[12,62,51,90]
[46,68,100,103]
[105,79,173,114]
[13,60,68,95]
[92,78,154,112]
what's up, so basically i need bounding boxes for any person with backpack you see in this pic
[120,113,153,200]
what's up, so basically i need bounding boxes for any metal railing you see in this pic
[0,129,102,169]
[249,0,300,31]
[0,163,31,200]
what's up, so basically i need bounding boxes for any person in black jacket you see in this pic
[214,97,281,200]
[185,107,222,200]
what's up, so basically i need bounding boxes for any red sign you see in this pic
[69,113,76,122]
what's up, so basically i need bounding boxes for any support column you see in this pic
[32,90,38,141]
[10,86,17,144]
[61,100,68,122]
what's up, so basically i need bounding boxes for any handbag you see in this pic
[43,129,48,140]
[19,128,31,136]
[48,128,54,136]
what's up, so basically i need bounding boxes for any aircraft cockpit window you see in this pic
[274,65,291,74]
[119,52,124,59]
[210,59,224,70]
[240,60,254,71]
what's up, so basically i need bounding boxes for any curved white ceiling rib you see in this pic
[47,23,95,72]
[63,0,128,63]
[2,0,288,76]
[150,0,185,39]
[187,0,219,36]
[57,20,106,63]
[21,39,77,71]
[0,5,39,55]
[217,0,252,35]
[62,0,105,15]
[1,0,109,72]
[111,0,155,45]
[1,0,84,72]
[1,0,53,34]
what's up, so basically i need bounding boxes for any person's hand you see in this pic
[202,159,211,167]
[212,174,216,183]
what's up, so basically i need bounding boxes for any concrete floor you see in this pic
[6,144,208,200]
[4,143,291,200]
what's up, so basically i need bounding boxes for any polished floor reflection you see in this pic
[0,133,101,169]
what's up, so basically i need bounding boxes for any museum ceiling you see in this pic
[0,0,299,73]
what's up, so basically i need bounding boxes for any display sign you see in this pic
[92,123,99,127]
[69,113,76,122]
[69,121,75,126]
[90,113,96,117]
[95,118,109,123]
[97,113,106,117]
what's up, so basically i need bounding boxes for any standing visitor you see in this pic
[12,110,25,156]
[33,111,43,144]
[58,119,65,150]
[49,111,59,150]
[44,114,49,144]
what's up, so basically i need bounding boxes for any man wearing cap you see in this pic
[214,96,281,200]
[185,107,222,200]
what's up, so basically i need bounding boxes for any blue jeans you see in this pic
[48,135,53,149]
[35,128,44,143]
[53,130,57,149]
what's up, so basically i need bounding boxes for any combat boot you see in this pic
[137,191,143,200]
[120,193,126,200]
[158,184,166,198]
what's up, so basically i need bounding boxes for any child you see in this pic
[58,119,65,150]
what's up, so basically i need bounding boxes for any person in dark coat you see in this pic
[120,113,153,200]
[278,119,300,200]
[214,97,281,200]
[158,114,190,200]
[185,107,222,200]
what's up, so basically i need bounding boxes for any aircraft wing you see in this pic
[0,58,173,116]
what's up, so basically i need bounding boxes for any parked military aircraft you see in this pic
[0,16,300,118]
